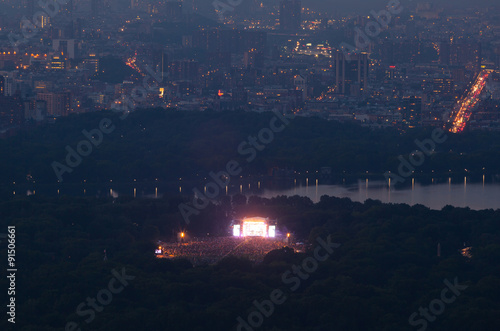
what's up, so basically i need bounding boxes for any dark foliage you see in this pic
[0,195,499,330]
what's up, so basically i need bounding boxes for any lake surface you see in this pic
[257,178,500,210]
[11,176,500,211]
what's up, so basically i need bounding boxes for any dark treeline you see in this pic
[0,194,499,330]
[2,109,500,188]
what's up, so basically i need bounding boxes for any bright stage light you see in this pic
[234,217,277,238]
[242,218,267,237]
[233,224,241,237]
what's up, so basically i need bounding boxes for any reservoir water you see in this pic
[258,177,500,210]
[11,176,500,211]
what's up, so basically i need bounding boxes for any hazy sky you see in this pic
[196,0,498,16]
[302,0,497,13]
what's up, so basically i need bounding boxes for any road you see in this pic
[449,69,493,133]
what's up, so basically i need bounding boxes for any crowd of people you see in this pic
[157,236,301,266]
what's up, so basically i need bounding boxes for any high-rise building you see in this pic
[207,52,231,69]
[242,30,267,53]
[192,29,267,54]
[244,49,264,69]
[294,74,307,100]
[440,40,481,72]
[193,28,236,53]
[169,60,199,82]
[380,41,420,65]
[91,0,100,17]
[401,96,422,127]
[165,1,183,21]
[24,100,46,122]
[439,41,450,65]
[451,42,481,72]
[59,0,73,19]
[83,54,99,73]
[23,0,35,16]
[50,55,66,70]
[0,94,24,129]
[34,80,54,92]
[0,74,15,96]
[232,85,247,106]
[53,39,76,59]
[495,46,500,70]
[415,2,441,19]
[0,76,4,96]
[450,66,466,83]
[37,92,71,116]
[35,13,50,27]
[332,51,368,96]
[432,78,454,95]
[0,50,22,70]
[279,0,301,31]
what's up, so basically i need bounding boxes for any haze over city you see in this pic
[0,0,500,330]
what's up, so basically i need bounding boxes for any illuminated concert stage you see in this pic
[154,218,298,266]
[233,217,276,238]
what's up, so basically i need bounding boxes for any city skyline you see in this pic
[1,1,500,330]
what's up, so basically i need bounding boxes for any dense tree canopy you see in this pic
[0,194,499,330]
[2,109,500,189]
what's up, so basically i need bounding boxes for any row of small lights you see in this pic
[14,167,490,187]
